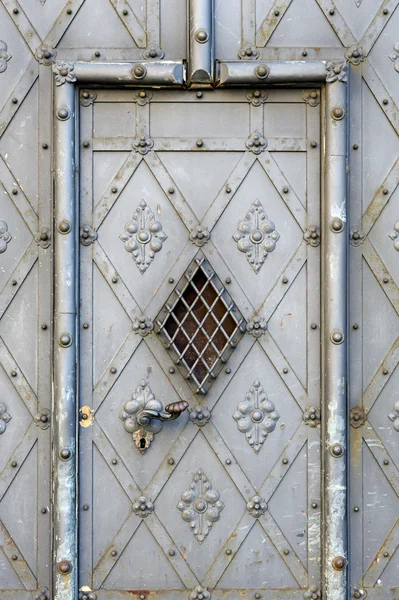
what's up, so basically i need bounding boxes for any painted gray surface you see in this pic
[0,0,398,599]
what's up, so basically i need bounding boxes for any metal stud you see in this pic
[353,323,359,329]
[11,461,17,468]
[95,51,100,57]
[169,367,175,373]
[330,443,344,457]
[311,323,317,330]
[383,551,389,558]
[225,459,231,465]
[13,8,19,13]
[331,106,345,120]
[112,276,118,283]
[12,98,18,104]
[83,505,89,511]
[42,143,48,149]
[332,556,346,571]
[383,99,388,105]
[83,323,89,329]
[383,188,389,195]
[168,187,175,194]
[66,8,72,14]
[195,29,209,43]
[112,459,118,465]
[383,368,388,375]
[354,506,359,512]
[57,219,71,234]
[132,64,147,80]
[58,560,72,574]
[282,276,288,284]
[12,188,18,195]
[110,367,117,374]
[353,144,359,150]
[330,330,344,344]
[283,549,289,555]
[111,550,117,557]
[168,458,175,465]
[11,370,17,377]
[41,507,47,514]
[169,549,175,556]
[59,333,73,348]
[82,140,90,148]
[225,368,231,374]
[59,448,72,460]
[41,323,48,330]
[274,9,280,16]
[282,458,288,465]
[330,217,344,232]
[383,277,389,284]
[122,9,128,15]
[57,107,70,121]
[12,554,18,560]
[196,91,203,98]
[283,367,288,374]
[311,141,317,148]
[312,502,318,508]
[196,139,204,147]
[226,549,232,555]
[383,459,389,465]
[11,280,17,286]
[255,64,270,79]
[383,8,389,14]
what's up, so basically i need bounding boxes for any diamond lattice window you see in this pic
[156,253,246,394]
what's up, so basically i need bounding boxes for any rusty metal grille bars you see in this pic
[53,52,348,600]
[156,253,246,394]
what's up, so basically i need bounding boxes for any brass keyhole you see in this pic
[140,438,146,449]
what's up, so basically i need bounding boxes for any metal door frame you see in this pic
[52,21,349,600]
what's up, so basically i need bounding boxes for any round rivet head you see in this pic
[383,459,389,465]
[12,98,18,104]
[196,139,203,147]
[168,187,174,194]
[12,554,18,560]
[331,106,345,120]
[383,368,388,375]
[383,99,388,105]
[331,330,344,344]
[383,551,389,557]
[83,323,89,329]
[282,458,288,465]
[11,280,17,286]
[110,367,117,374]
[311,141,317,148]
[226,459,231,465]
[11,461,17,468]
[196,91,203,98]
[66,8,72,14]
[59,333,72,348]
[226,549,232,555]
[57,219,71,234]
[282,276,288,284]
[311,323,317,330]
[354,506,359,512]
[312,502,317,508]
[169,549,175,556]
[383,188,389,195]
[329,8,335,15]
[383,8,388,14]
[283,549,289,555]
[11,370,17,377]
[255,593,261,599]
[168,458,175,465]
[41,323,48,330]
[353,323,359,330]
[58,560,72,574]
[330,217,344,232]
[283,367,288,374]
[330,443,344,457]
[60,448,72,460]
[302,50,307,56]
[83,140,90,148]
[353,144,359,150]
[13,8,19,13]
[41,507,47,514]
[42,143,48,149]
[132,64,147,79]
[12,188,18,195]
[255,64,270,79]
[111,550,117,556]
[122,8,128,15]
[195,29,209,43]
[225,277,231,284]
[83,504,89,511]
[112,459,118,465]
[57,107,70,121]
[332,556,347,570]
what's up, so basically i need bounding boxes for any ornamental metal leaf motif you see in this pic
[52,61,76,86]
[0,402,12,434]
[389,42,399,73]
[233,380,280,453]
[0,221,12,253]
[388,401,399,432]
[120,380,164,453]
[189,586,211,600]
[0,41,11,73]
[233,199,279,273]
[119,201,167,273]
[389,221,399,251]
[326,60,347,83]
[177,469,224,543]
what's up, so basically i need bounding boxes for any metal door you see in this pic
[1,1,399,600]
[77,85,322,600]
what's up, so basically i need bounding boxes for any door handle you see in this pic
[136,401,189,426]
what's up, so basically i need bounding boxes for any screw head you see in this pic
[169,549,175,556]
[225,368,231,374]
[196,91,203,98]
[283,549,289,555]
[383,277,389,284]
[41,507,47,514]
[110,367,117,374]
[383,458,389,465]
[282,186,289,193]
[11,370,17,377]
[168,187,175,194]
[225,459,231,465]
[58,560,72,574]
[383,368,388,375]
[112,276,118,283]
[12,187,18,195]
[383,99,388,105]
[329,8,335,15]
[311,141,317,148]
[383,7,388,14]
[383,188,389,195]
[12,554,18,560]
[41,323,48,330]
[383,551,389,557]
[282,458,288,465]
[11,279,18,286]
[59,448,72,460]
[353,323,359,330]
[274,9,280,16]
[111,550,117,556]
[13,8,19,14]
[66,8,72,14]
[283,367,288,374]
[353,144,359,150]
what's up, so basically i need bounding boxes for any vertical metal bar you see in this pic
[322,72,349,600]
[187,0,214,85]
[53,79,77,600]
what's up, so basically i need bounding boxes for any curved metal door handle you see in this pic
[137,401,189,426]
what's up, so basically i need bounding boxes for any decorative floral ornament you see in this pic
[189,225,210,247]
[389,221,399,251]
[245,131,267,154]
[389,42,399,73]
[189,405,211,427]
[326,60,347,83]
[304,586,321,600]
[34,587,50,600]
[78,588,97,600]
[350,226,365,247]
[233,380,280,454]
[238,43,259,59]
[132,134,154,155]
[304,225,320,247]
[142,44,165,60]
[133,495,154,518]
[120,201,167,273]
[303,406,321,427]
[0,402,12,435]
[52,61,76,86]
[120,380,163,453]
[35,44,56,66]
[246,495,267,518]
[189,586,211,600]
[388,400,399,432]
[0,41,11,73]
[345,45,365,66]
[132,315,154,337]
[246,89,268,107]
[233,199,279,273]
[177,469,224,543]
[0,221,12,254]
[246,315,268,338]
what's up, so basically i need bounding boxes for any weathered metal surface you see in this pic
[1,1,399,599]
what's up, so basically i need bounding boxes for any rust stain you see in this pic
[280,312,293,328]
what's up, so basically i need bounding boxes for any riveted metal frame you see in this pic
[53,57,348,600]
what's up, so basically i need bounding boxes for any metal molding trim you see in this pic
[188,0,215,85]
[73,61,186,86]
[53,81,77,600]
[322,77,349,600]
[216,60,328,86]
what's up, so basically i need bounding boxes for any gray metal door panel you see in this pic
[0,0,398,599]
[78,86,321,598]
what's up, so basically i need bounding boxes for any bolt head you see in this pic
[255,64,269,79]
[331,330,344,344]
[331,217,344,232]
[59,333,72,347]
[60,448,72,460]
[195,29,209,43]
[58,219,71,234]
[332,555,346,570]
[331,443,344,457]
[57,107,70,120]
[132,65,146,79]
[58,560,72,574]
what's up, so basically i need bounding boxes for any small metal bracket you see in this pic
[350,406,366,428]
[79,406,94,428]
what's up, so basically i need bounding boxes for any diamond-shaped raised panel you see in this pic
[95,342,189,490]
[0,188,33,292]
[1,443,37,575]
[212,160,303,310]
[333,0,382,41]
[97,159,187,310]
[58,0,138,48]
[0,262,38,393]
[212,343,303,489]
[103,521,182,589]
[92,444,134,563]
[0,365,32,474]
[93,262,133,385]
[0,4,33,111]
[362,441,399,575]
[362,81,399,213]
[268,444,308,567]
[158,152,242,222]
[268,0,342,47]
[0,82,38,213]
[18,0,70,40]
[362,260,399,389]
[268,264,307,388]
[156,252,246,394]
[368,187,399,287]
[368,7,399,110]
[218,520,299,589]
[156,432,244,582]
[367,366,399,467]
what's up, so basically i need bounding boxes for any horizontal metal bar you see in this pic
[92,137,307,152]
[216,60,328,86]
[73,61,185,86]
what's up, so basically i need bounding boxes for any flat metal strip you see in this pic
[187,0,214,85]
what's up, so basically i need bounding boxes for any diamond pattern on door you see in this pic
[79,87,321,597]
